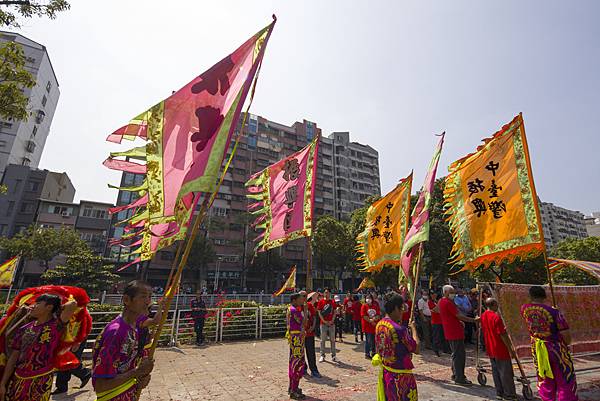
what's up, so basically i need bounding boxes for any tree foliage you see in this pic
[550,237,600,285]
[0,40,35,121]
[186,233,216,288]
[312,216,355,286]
[0,224,89,271]
[0,0,70,28]
[41,251,120,296]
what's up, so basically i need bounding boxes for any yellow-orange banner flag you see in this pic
[356,276,376,291]
[0,256,19,288]
[274,266,296,296]
[444,114,544,272]
[356,173,412,272]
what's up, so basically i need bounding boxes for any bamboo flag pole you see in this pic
[306,236,313,291]
[408,243,424,323]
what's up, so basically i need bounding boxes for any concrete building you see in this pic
[0,32,59,178]
[76,200,113,255]
[584,212,600,238]
[107,114,381,292]
[539,200,588,249]
[329,131,381,220]
[0,165,74,237]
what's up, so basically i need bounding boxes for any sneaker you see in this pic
[454,379,473,386]
[331,356,337,362]
[365,355,372,360]
[290,391,306,400]
[435,350,440,357]
[355,337,359,343]
[319,355,325,362]
[311,371,322,378]
[496,396,504,400]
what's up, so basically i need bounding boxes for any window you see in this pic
[46,81,52,93]
[93,210,107,219]
[41,95,47,107]
[32,126,37,137]
[213,238,226,245]
[21,157,30,166]
[0,122,12,129]
[19,202,34,213]
[212,207,228,217]
[160,251,175,261]
[51,206,69,215]
[27,181,39,192]
[13,179,21,193]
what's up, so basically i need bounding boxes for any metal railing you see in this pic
[100,293,293,308]
[85,305,288,349]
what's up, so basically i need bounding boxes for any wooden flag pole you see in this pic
[306,236,313,291]
[408,243,424,323]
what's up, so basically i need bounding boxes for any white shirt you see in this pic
[417,297,432,317]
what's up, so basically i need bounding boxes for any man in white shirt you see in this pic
[417,289,432,350]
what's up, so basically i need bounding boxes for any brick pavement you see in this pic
[56,337,600,401]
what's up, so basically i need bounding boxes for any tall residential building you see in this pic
[0,32,59,178]
[539,200,588,249]
[329,132,381,220]
[107,114,381,292]
[584,212,600,238]
[0,165,74,237]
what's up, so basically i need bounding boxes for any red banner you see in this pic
[492,283,600,358]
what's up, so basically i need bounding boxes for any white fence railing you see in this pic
[85,305,288,349]
[100,293,293,308]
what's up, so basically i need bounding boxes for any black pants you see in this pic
[335,318,344,340]
[304,336,319,374]
[365,333,376,357]
[194,318,205,344]
[490,358,516,398]
[432,324,450,353]
[465,322,475,344]
[449,339,467,382]
[344,314,353,333]
[353,320,363,341]
[55,342,91,391]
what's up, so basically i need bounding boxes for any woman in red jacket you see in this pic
[360,294,381,359]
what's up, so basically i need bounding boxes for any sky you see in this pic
[12,0,600,214]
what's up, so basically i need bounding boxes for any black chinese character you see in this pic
[284,185,298,208]
[488,200,507,219]
[283,159,300,181]
[488,179,502,198]
[383,216,392,229]
[284,211,293,231]
[467,178,485,197]
[485,161,500,176]
[373,215,382,226]
[371,228,381,240]
[471,198,487,217]
[386,202,394,214]
[383,231,392,243]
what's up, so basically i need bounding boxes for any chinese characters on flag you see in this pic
[444,114,544,272]
[246,136,319,253]
[356,174,413,272]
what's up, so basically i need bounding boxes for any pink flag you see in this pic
[246,137,319,252]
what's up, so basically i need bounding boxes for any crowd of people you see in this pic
[0,281,578,401]
[285,284,579,401]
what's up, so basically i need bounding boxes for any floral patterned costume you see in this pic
[287,305,305,393]
[521,303,578,401]
[374,317,418,401]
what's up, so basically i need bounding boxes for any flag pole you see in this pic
[408,243,424,323]
[518,113,556,307]
[306,236,313,291]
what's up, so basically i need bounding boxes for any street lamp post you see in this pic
[213,256,223,292]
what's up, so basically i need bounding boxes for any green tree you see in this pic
[550,237,600,285]
[0,224,89,271]
[312,216,354,289]
[0,0,70,121]
[0,184,6,194]
[251,249,288,291]
[41,251,120,297]
[186,234,216,290]
[0,40,35,121]
[0,0,70,28]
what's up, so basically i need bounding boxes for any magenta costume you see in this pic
[521,303,578,401]
[375,317,418,401]
[287,305,305,394]
[7,318,63,401]
[92,315,149,401]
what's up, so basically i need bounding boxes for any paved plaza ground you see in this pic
[58,337,600,401]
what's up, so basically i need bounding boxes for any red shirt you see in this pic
[429,299,442,325]
[438,297,464,341]
[351,301,362,321]
[361,303,381,334]
[343,297,354,315]
[481,310,510,360]
[402,299,413,324]
[317,299,336,324]
[305,303,317,337]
